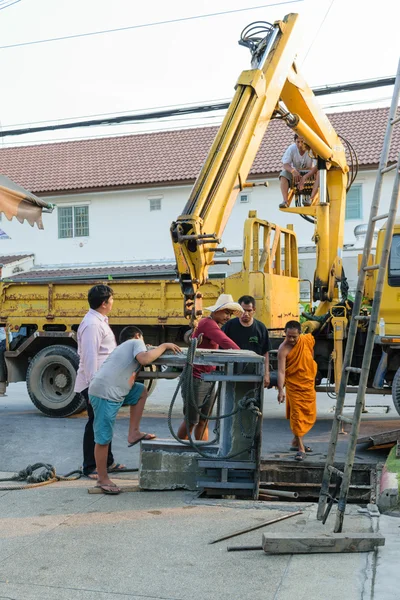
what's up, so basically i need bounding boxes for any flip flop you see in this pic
[294,451,306,462]
[290,446,313,453]
[107,462,128,473]
[95,483,121,495]
[128,433,156,447]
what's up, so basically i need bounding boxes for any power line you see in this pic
[2,98,232,129]
[0,94,394,148]
[0,1,303,50]
[0,0,21,10]
[301,0,335,66]
[0,76,394,139]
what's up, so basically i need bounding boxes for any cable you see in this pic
[0,1,303,50]
[2,97,232,129]
[0,77,395,140]
[300,0,335,66]
[2,78,394,131]
[0,0,20,10]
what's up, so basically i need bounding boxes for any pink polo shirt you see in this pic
[74,308,116,393]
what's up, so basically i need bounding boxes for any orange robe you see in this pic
[285,333,317,437]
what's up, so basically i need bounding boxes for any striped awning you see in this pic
[0,175,54,229]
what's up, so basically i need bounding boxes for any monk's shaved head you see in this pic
[284,320,301,332]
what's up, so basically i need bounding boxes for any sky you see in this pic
[0,0,399,147]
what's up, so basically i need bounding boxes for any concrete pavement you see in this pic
[1,382,400,599]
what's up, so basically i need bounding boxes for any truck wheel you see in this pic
[391,367,400,417]
[26,345,85,418]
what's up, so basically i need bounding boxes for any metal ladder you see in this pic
[317,58,400,533]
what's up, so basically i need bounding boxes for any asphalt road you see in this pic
[1,381,399,474]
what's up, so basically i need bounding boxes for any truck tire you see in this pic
[391,367,400,417]
[26,345,86,418]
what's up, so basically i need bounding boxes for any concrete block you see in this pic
[161,453,198,472]
[140,451,162,471]
[139,470,198,490]
[262,532,385,554]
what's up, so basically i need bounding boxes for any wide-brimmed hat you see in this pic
[204,294,244,317]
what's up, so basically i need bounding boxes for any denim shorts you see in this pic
[90,382,145,445]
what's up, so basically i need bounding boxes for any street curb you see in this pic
[378,452,400,513]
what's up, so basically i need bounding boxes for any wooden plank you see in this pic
[368,442,396,450]
[262,532,385,554]
[357,429,400,445]
[88,484,140,494]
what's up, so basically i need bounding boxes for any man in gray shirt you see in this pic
[89,326,181,494]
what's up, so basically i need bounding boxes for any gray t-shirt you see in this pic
[88,338,147,402]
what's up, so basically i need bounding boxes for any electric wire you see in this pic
[0,1,303,50]
[300,0,335,66]
[0,0,20,10]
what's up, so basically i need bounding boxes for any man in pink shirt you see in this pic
[177,294,243,441]
[75,284,122,478]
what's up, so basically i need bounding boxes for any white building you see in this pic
[0,106,398,294]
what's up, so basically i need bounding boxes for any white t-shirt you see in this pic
[89,338,147,402]
[282,143,315,171]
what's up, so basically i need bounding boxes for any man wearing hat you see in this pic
[177,294,243,441]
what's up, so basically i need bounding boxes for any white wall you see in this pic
[0,169,396,267]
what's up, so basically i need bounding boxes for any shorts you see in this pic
[182,378,216,425]
[279,169,310,187]
[90,382,145,445]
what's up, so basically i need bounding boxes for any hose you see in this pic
[0,463,82,491]
[167,338,261,459]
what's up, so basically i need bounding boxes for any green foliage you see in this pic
[299,301,311,324]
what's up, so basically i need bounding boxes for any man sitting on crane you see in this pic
[279,134,318,208]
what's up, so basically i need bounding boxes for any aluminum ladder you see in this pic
[317,58,400,533]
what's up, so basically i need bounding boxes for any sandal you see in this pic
[290,445,313,453]
[279,202,289,209]
[107,462,127,473]
[294,451,306,462]
[95,483,121,495]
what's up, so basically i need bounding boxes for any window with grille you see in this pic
[345,185,362,220]
[149,198,162,211]
[58,205,89,238]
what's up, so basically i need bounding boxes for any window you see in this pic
[388,234,400,287]
[240,194,250,204]
[149,198,162,211]
[345,185,362,220]
[58,205,89,238]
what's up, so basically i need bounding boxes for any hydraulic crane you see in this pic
[170,13,349,325]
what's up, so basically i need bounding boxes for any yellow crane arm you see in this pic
[170,13,348,320]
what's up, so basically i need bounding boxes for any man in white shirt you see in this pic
[75,284,123,478]
[279,134,318,208]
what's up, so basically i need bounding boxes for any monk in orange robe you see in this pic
[277,320,317,461]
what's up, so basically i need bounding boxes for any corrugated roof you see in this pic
[0,107,399,194]
[7,263,176,281]
[0,253,33,265]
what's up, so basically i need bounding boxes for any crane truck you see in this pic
[0,13,399,418]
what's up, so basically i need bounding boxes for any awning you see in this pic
[0,175,54,229]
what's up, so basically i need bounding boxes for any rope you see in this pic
[0,463,82,490]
